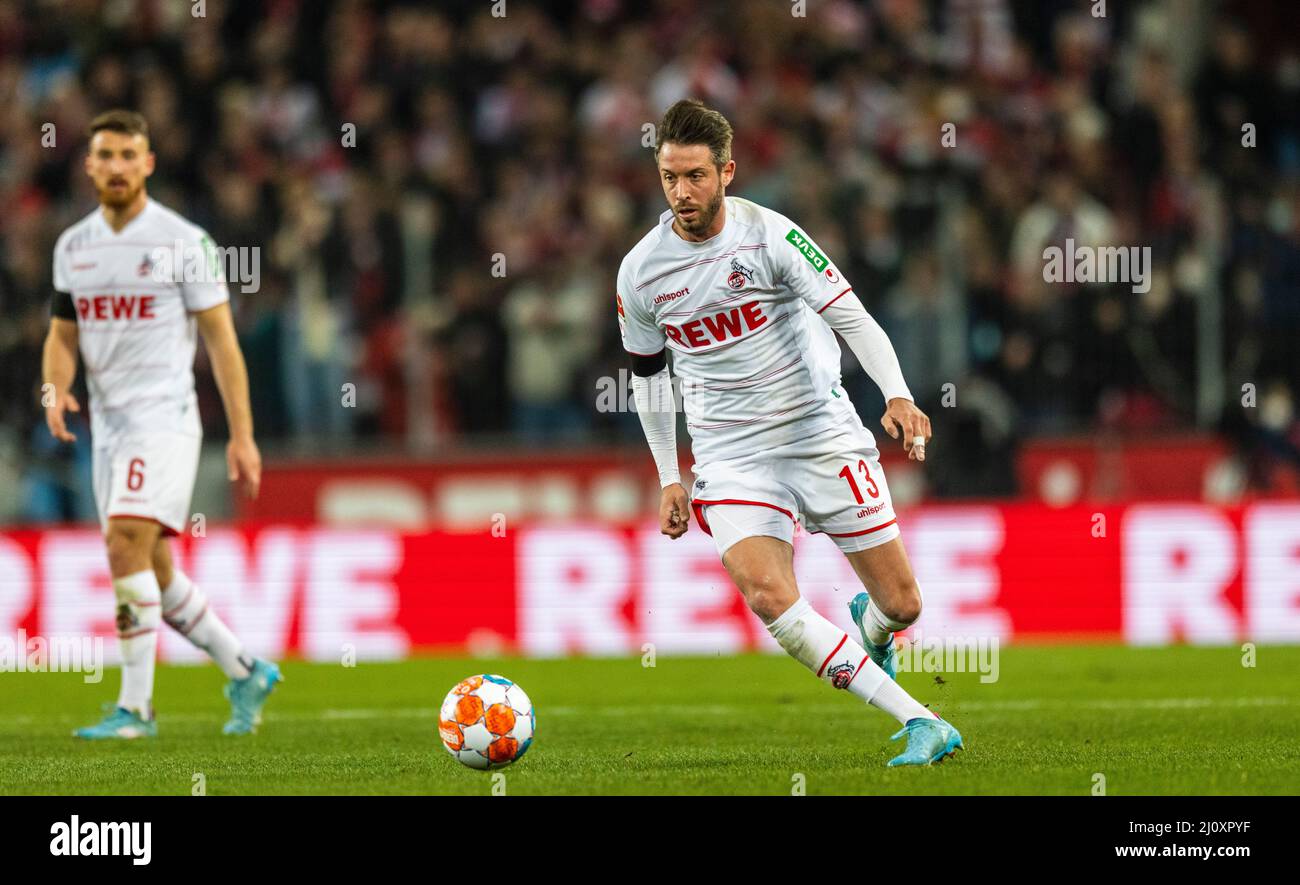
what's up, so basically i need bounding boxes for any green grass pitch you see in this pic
[3,645,1298,795]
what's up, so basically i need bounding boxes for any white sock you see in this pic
[767,596,886,703]
[114,569,162,717]
[161,570,252,680]
[768,596,936,725]
[868,678,938,726]
[863,597,908,646]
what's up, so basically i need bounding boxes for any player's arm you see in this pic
[41,305,81,443]
[819,293,930,461]
[774,219,931,461]
[629,349,688,538]
[194,302,261,499]
[617,272,687,538]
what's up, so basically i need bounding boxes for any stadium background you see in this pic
[1,0,1297,661]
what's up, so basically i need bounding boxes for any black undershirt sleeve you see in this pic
[50,290,76,321]
[629,349,666,378]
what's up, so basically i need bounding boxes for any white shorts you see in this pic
[92,432,201,536]
[690,422,901,557]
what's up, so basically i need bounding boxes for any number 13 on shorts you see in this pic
[837,459,880,504]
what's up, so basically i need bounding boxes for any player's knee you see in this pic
[884,579,923,625]
[738,571,798,622]
[105,525,153,575]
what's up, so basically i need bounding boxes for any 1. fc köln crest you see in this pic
[826,661,856,689]
[728,258,755,290]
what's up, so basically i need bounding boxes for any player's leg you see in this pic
[708,505,934,726]
[74,515,164,739]
[822,532,963,764]
[793,426,914,674]
[845,536,922,630]
[148,439,281,735]
[843,536,921,679]
[795,431,963,764]
[107,516,163,718]
[152,533,174,588]
[153,535,254,679]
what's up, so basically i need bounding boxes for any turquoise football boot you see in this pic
[849,592,897,679]
[74,704,157,740]
[887,716,963,767]
[222,659,283,735]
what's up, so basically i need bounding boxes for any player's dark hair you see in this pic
[87,109,149,142]
[655,99,733,170]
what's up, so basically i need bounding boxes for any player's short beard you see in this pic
[678,181,725,235]
[98,179,143,210]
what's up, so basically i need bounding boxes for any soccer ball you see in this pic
[438,674,535,769]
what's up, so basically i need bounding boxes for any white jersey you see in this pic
[617,196,867,465]
[52,198,228,445]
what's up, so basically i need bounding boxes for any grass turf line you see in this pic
[2,645,1298,795]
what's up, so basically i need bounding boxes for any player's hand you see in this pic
[659,483,690,539]
[45,389,80,443]
[226,435,262,499]
[881,397,931,462]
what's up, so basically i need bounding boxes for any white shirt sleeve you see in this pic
[616,257,666,356]
[769,215,854,314]
[819,291,913,403]
[180,227,230,312]
[52,232,71,294]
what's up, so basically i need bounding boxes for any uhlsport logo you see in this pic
[653,286,690,305]
[785,228,827,272]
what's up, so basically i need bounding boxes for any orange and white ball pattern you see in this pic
[438,674,535,769]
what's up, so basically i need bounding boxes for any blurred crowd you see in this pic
[0,0,1297,516]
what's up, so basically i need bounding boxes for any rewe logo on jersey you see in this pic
[75,294,157,321]
[664,300,768,349]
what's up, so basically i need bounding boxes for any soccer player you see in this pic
[42,110,282,739]
[619,100,962,766]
